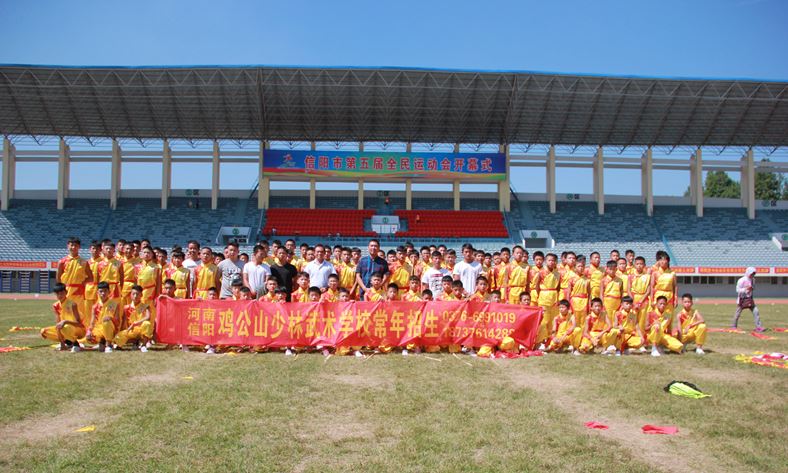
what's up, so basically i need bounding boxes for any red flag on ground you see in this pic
[584,421,609,430]
[642,425,679,435]
[750,331,776,340]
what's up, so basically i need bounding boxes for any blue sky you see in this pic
[1,0,786,196]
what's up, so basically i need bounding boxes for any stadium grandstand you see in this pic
[0,64,787,296]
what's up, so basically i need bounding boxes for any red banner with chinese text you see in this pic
[155,299,542,349]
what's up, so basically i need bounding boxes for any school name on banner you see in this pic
[262,150,506,181]
[155,299,541,349]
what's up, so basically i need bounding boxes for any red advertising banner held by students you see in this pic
[155,299,542,349]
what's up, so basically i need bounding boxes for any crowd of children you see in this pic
[43,237,706,357]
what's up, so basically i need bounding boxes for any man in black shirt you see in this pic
[270,247,298,301]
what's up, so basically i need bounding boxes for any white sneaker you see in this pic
[354,350,364,358]
[285,349,293,356]
[104,346,113,353]
[461,346,470,353]
[638,346,647,353]
[538,343,546,351]
[651,347,661,357]
[615,351,621,357]
[70,345,80,353]
[402,349,409,356]
[206,347,216,355]
[567,345,574,352]
[695,347,705,355]
[140,345,148,353]
[145,341,153,348]
[321,349,330,356]
[316,345,324,350]
[606,345,616,354]
[572,350,581,356]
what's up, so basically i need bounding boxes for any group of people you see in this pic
[42,236,711,358]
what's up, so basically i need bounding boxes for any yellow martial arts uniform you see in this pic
[402,290,422,302]
[83,256,102,316]
[136,262,159,320]
[40,299,86,343]
[114,301,153,346]
[98,257,123,303]
[586,264,604,299]
[630,272,651,333]
[647,310,683,353]
[616,270,630,295]
[364,287,385,302]
[568,274,590,328]
[88,298,121,344]
[527,264,542,306]
[320,288,340,302]
[337,262,357,296]
[389,262,411,295]
[535,269,561,344]
[615,309,643,351]
[506,261,529,305]
[652,269,677,329]
[469,291,490,302]
[60,255,88,320]
[679,308,707,347]
[490,262,507,293]
[164,265,190,298]
[291,287,309,303]
[579,311,620,353]
[547,313,581,352]
[193,263,218,300]
[602,275,624,317]
[120,258,140,307]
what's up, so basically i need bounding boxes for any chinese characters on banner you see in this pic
[155,299,542,349]
[262,150,506,181]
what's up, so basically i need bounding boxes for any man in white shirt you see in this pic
[452,243,482,296]
[421,250,450,298]
[243,244,271,298]
[304,244,335,290]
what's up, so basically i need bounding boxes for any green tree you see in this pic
[703,171,740,198]
[754,159,784,201]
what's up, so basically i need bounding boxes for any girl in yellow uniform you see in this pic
[533,253,561,347]
[41,283,86,351]
[650,254,677,332]
[600,261,624,317]
[678,293,707,355]
[57,238,93,314]
[629,256,652,334]
[567,260,590,328]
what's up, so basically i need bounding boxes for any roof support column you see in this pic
[547,145,556,214]
[691,148,703,217]
[358,179,364,210]
[499,144,510,212]
[211,140,220,210]
[2,137,16,210]
[742,149,755,220]
[594,145,604,215]
[309,178,316,209]
[57,138,70,210]
[453,180,460,211]
[258,141,269,210]
[110,139,121,210]
[405,143,412,210]
[641,147,653,217]
[161,139,171,210]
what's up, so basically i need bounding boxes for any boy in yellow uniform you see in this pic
[193,247,220,300]
[578,298,620,355]
[291,272,310,302]
[616,258,630,295]
[86,282,122,353]
[491,248,510,295]
[335,247,358,300]
[320,274,341,302]
[389,246,412,297]
[566,258,590,328]
[113,285,154,352]
[119,241,139,307]
[547,300,581,354]
[600,260,624,317]
[504,246,530,305]
[363,272,386,301]
[678,293,707,355]
[532,253,561,349]
[83,241,103,318]
[528,251,544,307]
[41,283,86,352]
[163,250,191,298]
[624,249,636,275]
[614,296,645,354]
[585,252,604,299]
[57,237,93,315]
[650,253,678,331]
[98,241,124,304]
[629,256,652,334]
[402,276,423,302]
[469,275,491,302]
[646,296,683,357]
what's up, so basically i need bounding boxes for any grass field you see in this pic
[0,299,786,473]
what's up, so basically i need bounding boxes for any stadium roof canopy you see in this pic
[0,65,786,147]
